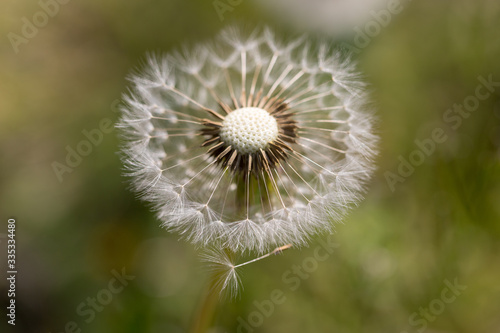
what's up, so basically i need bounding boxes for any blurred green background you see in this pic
[1,0,499,332]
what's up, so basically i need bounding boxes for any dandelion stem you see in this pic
[188,272,221,333]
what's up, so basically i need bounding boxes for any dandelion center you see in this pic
[220,107,279,155]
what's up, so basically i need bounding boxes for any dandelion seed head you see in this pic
[118,26,377,253]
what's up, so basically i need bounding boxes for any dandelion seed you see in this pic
[201,247,242,298]
[118,26,377,255]
[202,244,293,296]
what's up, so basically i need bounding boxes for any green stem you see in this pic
[188,273,221,333]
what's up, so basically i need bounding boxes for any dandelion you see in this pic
[118,26,377,257]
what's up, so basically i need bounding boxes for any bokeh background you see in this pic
[1,0,500,332]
